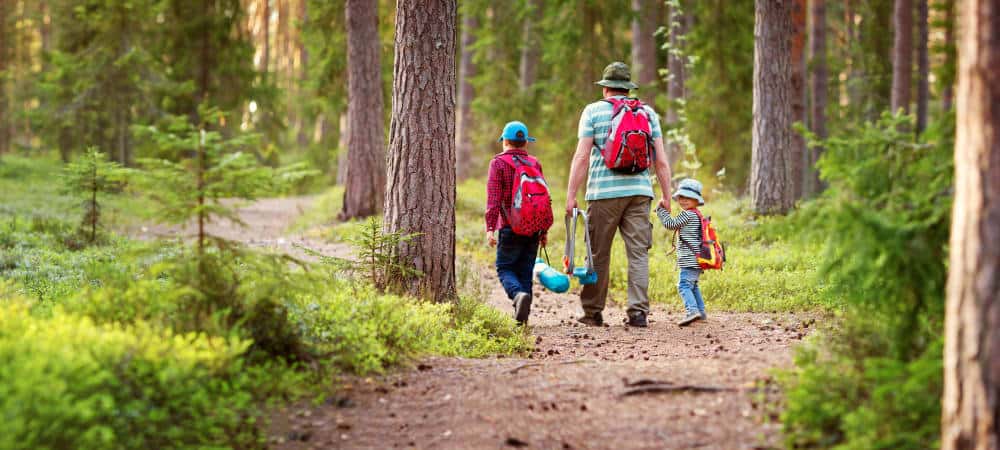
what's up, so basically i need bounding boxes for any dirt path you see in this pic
[189,196,814,450]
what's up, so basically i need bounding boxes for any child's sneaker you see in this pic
[513,292,532,324]
[677,312,700,327]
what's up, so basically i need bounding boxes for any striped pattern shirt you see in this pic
[577,96,663,201]
[656,207,702,269]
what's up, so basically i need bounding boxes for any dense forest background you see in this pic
[0,0,956,192]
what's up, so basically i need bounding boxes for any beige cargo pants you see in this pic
[580,195,652,317]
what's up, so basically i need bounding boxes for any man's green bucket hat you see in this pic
[595,61,638,90]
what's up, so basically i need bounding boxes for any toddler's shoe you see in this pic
[677,312,701,327]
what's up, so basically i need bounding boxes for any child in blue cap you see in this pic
[656,178,708,326]
[485,121,551,325]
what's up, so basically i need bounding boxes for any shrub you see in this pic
[0,304,264,450]
[778,112,954,448]
[286,280,529,374]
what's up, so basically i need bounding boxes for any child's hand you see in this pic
[487,231,497,248]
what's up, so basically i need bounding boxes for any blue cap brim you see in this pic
[498,136,537,142]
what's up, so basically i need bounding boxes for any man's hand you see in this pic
[658,197,671,213]
[566,197,578,215]
[486,231,497,248]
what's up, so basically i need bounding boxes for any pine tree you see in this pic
[891,0,913,114]
[807,0,828,196]
[384,0,457,300]
[60,148,129,243]
[751,0,796,215]
[340,0,386,219]
[132,109,309,253]
[942,0,1000,446]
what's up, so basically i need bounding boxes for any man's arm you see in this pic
[651,137,672,211]
[566,137,593,214]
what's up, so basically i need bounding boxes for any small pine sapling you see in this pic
[60,147,129,244]
[132,109,313,253]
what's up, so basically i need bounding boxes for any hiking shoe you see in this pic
[513,292,532,324]
[677,312,701,327]
[627,312,648,328]
[577,312,604,327]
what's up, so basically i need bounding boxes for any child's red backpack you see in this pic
[681,209,726,270]
[498,154,553,236]
[601,97,655,174]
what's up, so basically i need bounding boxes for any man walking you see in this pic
[566,61,673,328]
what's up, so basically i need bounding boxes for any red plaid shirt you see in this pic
[485,149,537,233]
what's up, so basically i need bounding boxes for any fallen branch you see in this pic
[620,384,736,397]
[508,359,595,374]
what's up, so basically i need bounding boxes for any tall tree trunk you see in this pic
[296,0,310,147]
[456,12,477,181]
[751,0,796,215]
[790,0,807,200]
[891,0,913,114]
[807,0,828,196]
[916,0,929,133]
[942,0,956,111]
[341,0,386,220]
[0,0,8,155]
[942,0,1000,447]
[262,0,270,74]
[384,0,457,301]
[336,112,348,185]
[666,2,688,167]
[631,0,660,103]
[519,0,541,92]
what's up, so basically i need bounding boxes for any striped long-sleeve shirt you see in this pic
[656,206,702,269]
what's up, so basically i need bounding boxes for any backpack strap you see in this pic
[677,209,704,255]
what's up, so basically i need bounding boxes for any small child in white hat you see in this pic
[656,178,708,326]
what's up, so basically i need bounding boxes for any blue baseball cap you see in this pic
[497,121,536,142]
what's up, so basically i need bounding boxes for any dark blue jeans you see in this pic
[496,227,539,300]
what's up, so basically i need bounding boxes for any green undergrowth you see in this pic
[303,177,828,313]
[1,155,529,449]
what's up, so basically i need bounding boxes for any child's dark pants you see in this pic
[495,226,539,299]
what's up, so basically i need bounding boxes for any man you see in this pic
[566,61,673,328]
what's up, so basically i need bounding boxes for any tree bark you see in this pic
[336,112,348,185]
[942,0,956,111]
[942,0,1000,447]
[296,0,310,147]
[519,0,541,92]
[631,0,660,102]
[790,0,807,200]
[456,12,477,181]
[0,0,8,155]
[807,0,827,196]
[751,0,796,215]
[262,0,270,74]
[666,2,688,167]
[384,0,457,301]
[916,0,929,133]
[341,0,386,219]
[891,0,913,114]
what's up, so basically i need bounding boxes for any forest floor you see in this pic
[147,196,818,450]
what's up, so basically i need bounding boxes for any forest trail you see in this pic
[194,196,815,450]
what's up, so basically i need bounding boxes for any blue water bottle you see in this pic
[534,249,570,293]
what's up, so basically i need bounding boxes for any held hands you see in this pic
[658,197,671,213]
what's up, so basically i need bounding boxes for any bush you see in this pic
[286,280,529,374]
[0,304,264,450]
[778,112,954,448]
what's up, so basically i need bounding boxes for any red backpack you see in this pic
[497,154,554,236]
[680,209,726,270]
[600,97,655,174]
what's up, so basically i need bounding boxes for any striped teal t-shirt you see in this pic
[577,96,663,201]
